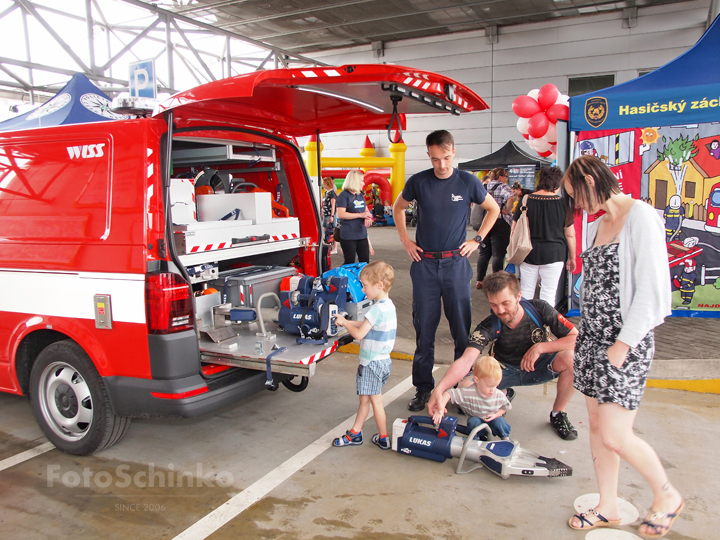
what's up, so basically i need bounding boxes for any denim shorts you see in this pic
[497,352,559,389]
[356,359,392,396]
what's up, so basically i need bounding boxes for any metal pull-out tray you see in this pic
[198,316,352,377]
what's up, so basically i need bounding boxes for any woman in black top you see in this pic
[512,167,576,307]
[336,170,374,265]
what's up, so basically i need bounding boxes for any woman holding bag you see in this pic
[511,166,576,307]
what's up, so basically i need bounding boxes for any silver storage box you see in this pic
[346,298,376,321]
[210,265,296,307]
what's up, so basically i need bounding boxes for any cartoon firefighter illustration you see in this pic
[673,259,697,305]
[579,140,598,157]
[663,195,684,242]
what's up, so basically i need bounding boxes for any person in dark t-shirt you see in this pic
[392,130,501,412]
[427,271,580,441]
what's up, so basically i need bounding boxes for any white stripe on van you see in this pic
[0,270,146,324]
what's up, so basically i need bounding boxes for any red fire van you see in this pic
[0,65,487,455]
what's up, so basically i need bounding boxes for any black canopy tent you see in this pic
[459,140,551,171]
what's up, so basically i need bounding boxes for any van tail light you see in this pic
[145,273,194,334]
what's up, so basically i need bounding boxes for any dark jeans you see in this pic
[476,218,511,282]
[467,415,511,439]
[410,255,472,392]
[340,237,370,265]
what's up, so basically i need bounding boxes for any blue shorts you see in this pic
[356,359,392,396]
[497,353,559,389]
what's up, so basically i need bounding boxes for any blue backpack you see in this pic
[322,263,366,302]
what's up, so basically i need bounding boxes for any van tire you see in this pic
[29,340,131,456]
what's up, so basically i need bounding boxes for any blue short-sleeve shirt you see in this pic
[402,168,487,252]
[336,190,368,241]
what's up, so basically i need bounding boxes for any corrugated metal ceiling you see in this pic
[146,0,694,54]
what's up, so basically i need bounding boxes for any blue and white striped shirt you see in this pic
[359,299,397,366]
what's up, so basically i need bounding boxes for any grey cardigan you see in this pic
[584,200,671,348]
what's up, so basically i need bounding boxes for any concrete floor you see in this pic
[1,354,718,539]
[0,226,718,539]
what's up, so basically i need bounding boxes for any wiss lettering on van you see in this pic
[66,143,106,159]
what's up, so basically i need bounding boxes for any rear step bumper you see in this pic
[104,369,275,418]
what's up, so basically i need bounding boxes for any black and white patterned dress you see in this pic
[573,243,654,410]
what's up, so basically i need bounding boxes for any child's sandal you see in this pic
[332,430,362,447]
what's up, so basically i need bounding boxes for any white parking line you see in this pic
[173,368,437,540]
[0,441,55,472]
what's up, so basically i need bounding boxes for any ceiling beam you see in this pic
[119,0,326,66]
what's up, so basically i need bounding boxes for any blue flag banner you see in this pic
[569,15,720,132]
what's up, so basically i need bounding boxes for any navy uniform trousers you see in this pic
[410,254,473,392]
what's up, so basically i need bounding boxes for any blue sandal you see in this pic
[332,430,362,447]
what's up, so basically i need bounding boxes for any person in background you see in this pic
[322,177,338,254]
[393,130,500,412]
[563,155,683,537]
[512,167,576,307]
[475,167,514,289]
[336,170,375,265]
[510,181,533,213]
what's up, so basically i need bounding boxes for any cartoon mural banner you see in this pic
[567,15,720,317]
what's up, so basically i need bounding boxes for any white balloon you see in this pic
[527,137,541,150]
[532,137,552,152]
[527,89,540,100]
[545,122,557,143]
[516,117,530,135]
[555,94,570,106]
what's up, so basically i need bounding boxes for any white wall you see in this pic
[301,0,711,181]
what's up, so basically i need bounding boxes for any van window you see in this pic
[0,138,111,241]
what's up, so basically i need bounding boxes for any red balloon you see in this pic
[527,112,549,139]
[546,103,569,123]
[537,84,560,111]
[522,133,530,140]
[538,150,553,157]
[512,95,541,119]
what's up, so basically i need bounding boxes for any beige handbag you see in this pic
[506,194,532,265]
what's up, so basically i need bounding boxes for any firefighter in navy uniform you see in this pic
[393,130,500,411]
[663,195,684,243]
[674,259,697,305]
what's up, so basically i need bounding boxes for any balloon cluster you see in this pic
[512,84,569,159]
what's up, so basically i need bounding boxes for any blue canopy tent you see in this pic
[0,73,128,132]
[569,15,720,131]
[567,14,720,318]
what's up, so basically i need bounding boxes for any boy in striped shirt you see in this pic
[432,356,512,440]
[332,261,397,450]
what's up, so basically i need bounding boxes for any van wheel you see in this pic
[282,376,309,392]
[29,340,131,456]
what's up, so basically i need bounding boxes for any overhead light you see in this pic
[296,87,384,113]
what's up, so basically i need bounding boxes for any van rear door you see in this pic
[153,64,488,134]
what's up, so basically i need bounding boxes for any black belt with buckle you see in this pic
[422,249,462,259]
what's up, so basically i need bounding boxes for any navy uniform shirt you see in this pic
[336,190,368,241]
[402,168,487,252]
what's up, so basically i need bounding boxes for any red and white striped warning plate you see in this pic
[188,233,299,253]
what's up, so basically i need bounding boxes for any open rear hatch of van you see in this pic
[155,65,487,380]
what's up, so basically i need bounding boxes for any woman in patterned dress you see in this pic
[563,156,683,538]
